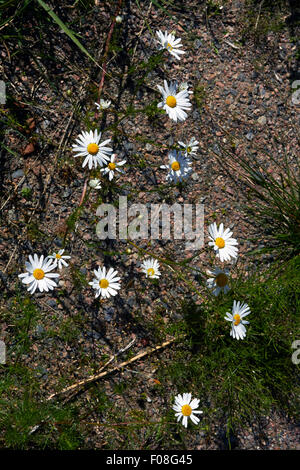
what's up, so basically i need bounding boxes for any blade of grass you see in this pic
[36,0,101,68]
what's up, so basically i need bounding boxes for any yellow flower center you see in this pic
[187,146,192,153]
[171,161,180,171]
[215,237,225,249]
[108,162,116,170]
[181,404,192,416]
[87,143,99,155]
[166,95,177,108]
[99,279,109,289]
[33,268,45,280]
[55,253,61,259]
[147,268,155,277]
[215,273,228,288]
[234,314,241,326]
[167,42,173,50]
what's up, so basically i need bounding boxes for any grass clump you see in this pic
[218,143,300,261]
[161,255,300,438]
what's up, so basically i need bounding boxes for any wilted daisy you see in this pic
[156,30,185,60]
[72,129,112,169]
[178,137,199,157]
[160,150,192,184]
[157,80,192,122]
[95,99,111,110]
[141,258,161,279]
[89,178,102,189]
[173,393,203,428]
[224,300,251,340]
[206,267,230,296]
[48,249,71,270]
[100,154,126,181]
[89,266,121,299]
[18,254,59,294]
[208,222,239,262]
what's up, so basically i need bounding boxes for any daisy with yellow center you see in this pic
[48,249,71,270]
[72,129,113,169]
[160,150,192,184]
[18,254,59,294]
[178,137,199,158]
[166,96,177,108]
[156,30,185,60]
[224,300,251,340]
[206,267,230,296]
[208,222,239,262]
[141,258,161,279]
[173,393,203,428]
[171,161,180,171]
[88,143,98,155]
[100,154,126,181]
[89,266,121,299]
[157,80,192,122]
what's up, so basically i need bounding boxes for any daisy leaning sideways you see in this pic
[18,254,59,294]
[178,82,193,95]
[141,258,161,279]
[173,393,203,428]
[156,30,185,60]
[95,99,111,110]
[89,178,102,190]
[178,137,199,158]
[100,154,126,181]
[72,129,113,170]
[48,249,71,270]
[208,222,239,262]
[89,266,121,299]
[224,300,251,340]
[207,267,230,296]
[157,80,192,122]
[160,150,192,184]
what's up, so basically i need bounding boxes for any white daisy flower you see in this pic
[206,267,230,296]
[48,249,71,270]
[156,30,185,60]
[100,154,126,181]
[89,266,121,299]
[89,178,102,189]
[224,300,251,340]
[72,129,113,170]
[18,254,59,294]
[157,80,192,122]
[178,137,199,157]
[141,258,161,279]
[208,222,239,262]
[95,99,111,110]
[160,150,192,184]
[172,393,203,428]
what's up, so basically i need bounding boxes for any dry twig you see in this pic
[46,337,175,402]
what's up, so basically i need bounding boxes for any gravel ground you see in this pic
[0,0,299,449]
